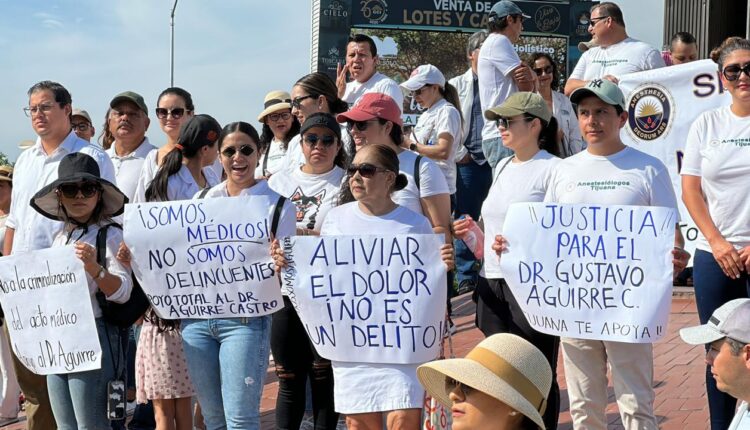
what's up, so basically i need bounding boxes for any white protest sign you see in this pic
[281,234,447,363]
[123,196,283,319]
[0,246,101,375]
[499,203,676,343]
[619,60,731,259]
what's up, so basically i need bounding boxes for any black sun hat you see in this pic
[30,152,128,221]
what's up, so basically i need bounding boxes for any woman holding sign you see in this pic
[268,113,346,430]
[181,120,296,429]
[29,152,132,429]
[682,37,750,429]
[453,92,562,430]
[273,143,454,430]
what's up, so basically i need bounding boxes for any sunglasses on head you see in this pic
[445,377,476,397]
[533,66,553,76]
[303,134,337,147]
[155,107,187,119]
[346,163,388,178]
[723,63,750,82]
[221,145,255,158]
[58,182,100,199]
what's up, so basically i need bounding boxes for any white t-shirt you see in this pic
[477,33,521,141]
[729,401,750,430]
[282,128,353,173]
[392,149,450,215]
[255,138,288,178]
[481,151,560,278]
[413,98,462,194]
[268,165,346,232]
[681,106,750,252]
[546,146,678,209]
[570,37,665,81]
[343,72,404,113]
[0,214,7,255]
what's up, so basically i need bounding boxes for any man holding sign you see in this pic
[543,80,688,429]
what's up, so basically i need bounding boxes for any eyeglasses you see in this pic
[496,116,534,129]
[346,120,379,132]
[155,107,188,119]
[110,109,143,119]
[588,15,610,27]
[291,95,317,109]
[533,66,553,76]
[346,163,388,178]
[268,112,292,122]
[414,85,432,96]
[445,377,476,398]
[723,63,750,81]
[303,134,337,147]
[58,182,101,199]
[71,122,91,132]
[221,145,255,158]
[23,103,56,117]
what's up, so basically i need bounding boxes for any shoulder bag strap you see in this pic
[491,156,515,186]
[271,196,287,237]
[414,155,423,191]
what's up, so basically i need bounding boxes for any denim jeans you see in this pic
[181,316,272,430]
[453,161,493,286]
[481,137,513,172]
[48,318,124,430]
[693,249,750,430]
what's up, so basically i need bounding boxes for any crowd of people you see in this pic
[0,1,748,430]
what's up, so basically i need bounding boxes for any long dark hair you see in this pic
[219,121,260,151]
[439,82,463,124]
[535,115,560,157]
[99,108,114,150]
[156,87,195,112]
[295,72,349,114]
[258,115,300,153]
[527,53,559,91]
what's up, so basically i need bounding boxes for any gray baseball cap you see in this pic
[570,79,627,111]
[680,299,750,345]
[489,1,530,20]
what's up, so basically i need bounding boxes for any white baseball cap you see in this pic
[400,64,446,92]
[680,299,750,345]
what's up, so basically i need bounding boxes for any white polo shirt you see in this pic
[343,72,404,113]
[7,131,116,254]
[106,138,156,201]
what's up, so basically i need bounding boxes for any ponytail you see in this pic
[145,147,190,202]
[439,82,464,125]
[537,116,561,157]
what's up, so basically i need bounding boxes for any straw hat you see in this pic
[417,333,552,429]
[0,165,12,183]
[31,153,127,222]
[258,90,292,122]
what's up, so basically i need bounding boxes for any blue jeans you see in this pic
[181,317,272,430]
[48,319,124,430]
[481,137,513,171]
[454,161,493,285]
[693,249,750,430]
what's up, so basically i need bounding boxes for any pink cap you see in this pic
[336,93,403,127]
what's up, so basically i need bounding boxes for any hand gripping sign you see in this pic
[498,203,676,343]
[123,196,283,319]
[0,246,101,374]
[281,234,447,363]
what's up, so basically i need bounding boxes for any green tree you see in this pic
[0,152,11,167]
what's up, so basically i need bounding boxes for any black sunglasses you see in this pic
[291,95,317,109]
[445,377,476,397]
[58,182,101,199]
[221,145,255,158]
[303,134,337,147]
[155,107,188,119]
[496,116,534,129]
[346,163,388,178]
[723,63,750,82]
[533,66,553,76]
[346,120,379,132]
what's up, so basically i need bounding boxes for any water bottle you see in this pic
[459,215,484,260]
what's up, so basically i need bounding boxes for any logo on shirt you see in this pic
[626,84,674,141]
[568,180,631,192]
[290,187,326,230]
[360,0,388,24]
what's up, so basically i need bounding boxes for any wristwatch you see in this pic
[409,142,418,152]
[96,265,107,280]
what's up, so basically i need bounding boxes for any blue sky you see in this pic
[0,1,311,162]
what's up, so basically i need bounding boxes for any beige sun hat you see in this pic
[417,333,552,429]
[258,90,292,122]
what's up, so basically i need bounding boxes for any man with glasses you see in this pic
[478,0,535,170]
[71,108,95,142]
[680,299,750,430]
[5,80,115,430]
[106,91,156,201]
[564,2,665,96]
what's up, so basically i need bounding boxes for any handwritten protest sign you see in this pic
[281,234,447,363]
[498,203,676,343]
[0,246,101,375]
[123,196,283,319]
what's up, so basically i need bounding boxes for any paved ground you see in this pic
[1,294,709,429]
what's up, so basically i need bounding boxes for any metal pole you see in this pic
[746,0,750,39]
[170,0,179,86]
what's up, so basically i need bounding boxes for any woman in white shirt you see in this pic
[453,92,562,430]
[267,113,346,429]
[30,153,132,429]
[527,53,585,158]
[256,90,300,178]
[0,166,19,425]
[681,37,750,428]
